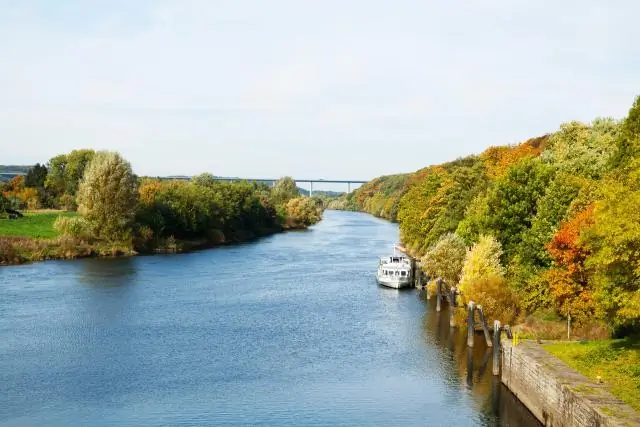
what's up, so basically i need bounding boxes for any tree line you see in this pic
[1,151,323,254]
[340,95,640,336]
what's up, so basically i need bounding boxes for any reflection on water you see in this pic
[421,297,540,426]
[77,257,138,287]
[0,211,540,426]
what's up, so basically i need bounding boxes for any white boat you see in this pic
[376,247,413,289]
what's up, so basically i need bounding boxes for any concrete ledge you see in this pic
[501,340,640,427]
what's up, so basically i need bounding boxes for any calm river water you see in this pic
[0,210,540,426]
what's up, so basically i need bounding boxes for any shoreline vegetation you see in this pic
[1,152,325,266]
[330,94,640,412]
[331,96,640,342]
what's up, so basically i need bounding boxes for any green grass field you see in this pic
[0,211,77,239]
[544,337,640,411]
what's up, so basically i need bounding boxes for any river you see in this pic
[0,210,540,426]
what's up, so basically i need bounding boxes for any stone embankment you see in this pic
[501,339,640,427]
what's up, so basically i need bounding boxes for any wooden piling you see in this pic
[492,320,501,376]
[436,278,442,312]
[448,284,456,327]
[467,301,475,347]
[477,305,492,347]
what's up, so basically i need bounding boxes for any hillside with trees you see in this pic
[345,95,640,338]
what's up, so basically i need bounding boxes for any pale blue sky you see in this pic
[1,1,639,185]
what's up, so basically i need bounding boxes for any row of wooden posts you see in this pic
[412,261,513,376]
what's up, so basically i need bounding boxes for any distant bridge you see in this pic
[163,176,369,195]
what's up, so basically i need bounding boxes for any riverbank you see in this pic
[501,339,640,426]
[0,214,299,266]
[0,227,295,266]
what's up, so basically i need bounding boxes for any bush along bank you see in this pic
[347,94,640,339]
[0,155,324,265]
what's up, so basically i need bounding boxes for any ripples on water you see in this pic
[0,211,539,426]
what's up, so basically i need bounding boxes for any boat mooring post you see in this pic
[448,284,456,327]
[492,320,501,376]
[467,301,476,347]
[436,278,442,312]
[477,305,492,347]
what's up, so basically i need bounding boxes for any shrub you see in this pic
[53,216,91,239]
[464,275,518,324]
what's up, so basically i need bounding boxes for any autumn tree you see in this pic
[459,235,504,293]
[583,177,640,328]
[285,196,322,228]
[76,151,137,242]
[543,205,596,324]
[420,233,467,286]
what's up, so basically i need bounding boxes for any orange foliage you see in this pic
[9,175,25,192]
[480,135,548,179]
[2,183,39,210]
[544,205,596,322]
[547,204,595,274]
[138,180,163,205]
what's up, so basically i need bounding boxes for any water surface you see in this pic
[0,210,539,426]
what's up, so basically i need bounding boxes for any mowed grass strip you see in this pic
[0,211,77,239]
[544,338,640,411]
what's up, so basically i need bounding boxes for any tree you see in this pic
[45,149,95,199]
[285,197,322,228]
[610,95,640,170]
[8,175,24,192]
[483,158,555,260]
[25,163,48,188]
[271,177,299,206]
[192,173,217,188]
[459,235,504,293]
[76,151,137,242]
[583,176,640,328]
[420,233,467,286]
[544,205,596,324]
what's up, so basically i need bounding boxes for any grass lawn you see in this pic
[0,211,77,239]
[544,337,640,411]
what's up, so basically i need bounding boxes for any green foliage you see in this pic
[420,233,467,286]
[271,177,299,206]
[610,95,640,170]
[53,215,91,239]
[544,338,640,411]
[76,151,137,242]
[45,149,95,201]
[136,179,281,242]
[483,158,555,260]
[583,176,640,328]
[25,163,48,188]
[192,173,216,188]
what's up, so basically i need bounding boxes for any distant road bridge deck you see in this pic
[163,176,369,195]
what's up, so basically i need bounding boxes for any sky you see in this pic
[1,1,639,185]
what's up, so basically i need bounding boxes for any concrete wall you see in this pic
[501,340,640,427]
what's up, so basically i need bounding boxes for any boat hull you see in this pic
[376,276,412,289]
